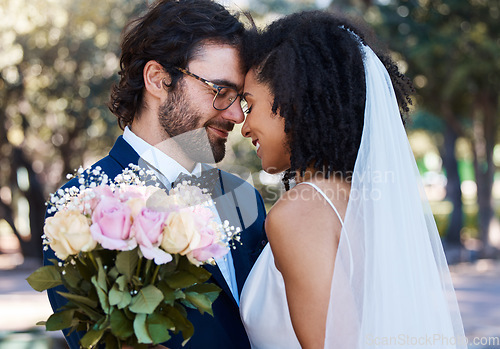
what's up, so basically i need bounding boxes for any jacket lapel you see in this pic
[211,169,254,299]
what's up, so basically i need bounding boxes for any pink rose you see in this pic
[117,185,161,203]
[132,207,172,264]
[90,196,136,250]
[191,242,229,264]
[77,185,114,215]
[189,207,229,264]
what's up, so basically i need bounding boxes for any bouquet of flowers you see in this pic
[27,165,239,348]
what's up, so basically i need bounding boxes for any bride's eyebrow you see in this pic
[243,92,253,99]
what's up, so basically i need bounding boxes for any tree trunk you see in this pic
[472,93,498,257]
[11,148,45,260]
[441,123,463,246]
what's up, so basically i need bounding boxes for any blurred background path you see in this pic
[450,260,500,349]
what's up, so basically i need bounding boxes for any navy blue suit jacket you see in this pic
[43,136,267,349]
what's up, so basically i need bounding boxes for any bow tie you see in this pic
[171,168,221,195]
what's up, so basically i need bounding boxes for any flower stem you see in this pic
[150,264,161,284]
[144,259,152,283]
[135,257,142,277]
[87,251,99,271]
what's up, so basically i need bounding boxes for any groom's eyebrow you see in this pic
[212,78,241,91]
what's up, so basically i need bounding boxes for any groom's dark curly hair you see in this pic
[242,11,413,186]
[108,0,244,129]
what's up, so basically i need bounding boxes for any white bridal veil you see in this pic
[324,37,467,348]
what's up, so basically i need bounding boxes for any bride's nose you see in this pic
[241,118,251,138]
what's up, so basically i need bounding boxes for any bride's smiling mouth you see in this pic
[252,139,261,155]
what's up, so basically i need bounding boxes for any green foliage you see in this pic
[370,0,499,128]
[45,309,75,331]
[0,0,147,188]
[129,285,164,314]
[27,249,222,348]
[26,265,62,291]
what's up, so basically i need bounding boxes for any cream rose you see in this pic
[160,210,201,255]
[44,210,97,259]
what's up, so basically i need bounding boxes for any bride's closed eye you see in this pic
[241,98,252,116]
[244,105,253,116]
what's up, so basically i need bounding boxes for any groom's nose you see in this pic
[221,100,245,125]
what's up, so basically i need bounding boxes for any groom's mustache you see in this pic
[204,120,234,133]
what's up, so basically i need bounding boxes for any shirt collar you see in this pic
[122,126,202,185]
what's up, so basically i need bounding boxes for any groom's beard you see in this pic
[158,88,230,164]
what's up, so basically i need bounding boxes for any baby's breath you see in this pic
[46,164,159,215]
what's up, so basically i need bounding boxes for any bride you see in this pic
[238,11,466,349]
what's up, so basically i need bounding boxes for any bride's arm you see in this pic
[265,187,342,349]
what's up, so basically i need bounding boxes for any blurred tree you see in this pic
[0,0,145,259]
[352,0,500,254]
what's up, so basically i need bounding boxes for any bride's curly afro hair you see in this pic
[243,11,413,183]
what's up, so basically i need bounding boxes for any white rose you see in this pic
[44,210,97,259]
[160,210,201,255]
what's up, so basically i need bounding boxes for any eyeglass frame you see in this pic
[175,67,246,112]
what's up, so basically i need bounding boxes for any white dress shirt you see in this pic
[122,127,240,305]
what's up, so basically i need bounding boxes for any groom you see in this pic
[43,0,267,348]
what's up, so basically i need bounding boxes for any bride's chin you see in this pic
[263,164,286,175]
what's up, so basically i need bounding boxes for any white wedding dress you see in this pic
[240,182,344,349]
[241,30,466,349]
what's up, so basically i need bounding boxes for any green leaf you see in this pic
[115,275,128,290]
[109,284,122,306]
[95,314,110,331]
[96,257,108,292]
[179,256,211,283]
[45,309,74,331]
[26,266,62,292]
[129,285,163,314]
[57,292,98,308]
[80,328,105,348]
[133,313,153,344]
[103,333,121,349]
[116,249,139,280]
[108,266,119,280]
[165,305,194,340]
[165,271,199,289]
[110,309,134,340]
[75,256,95,282]
[147,312,173,344]
[71,300,103,321]
[157,282,184,307]
[185,283,221,303]
[117,292,132,309]
[180,299,197,310]
[62,264,82,290]
[91,275,111,314]
[109,283,132,309]
[184,292,214,316]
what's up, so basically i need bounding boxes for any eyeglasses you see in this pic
[175,67,244,111]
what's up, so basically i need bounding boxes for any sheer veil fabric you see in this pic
[324,37,466,348]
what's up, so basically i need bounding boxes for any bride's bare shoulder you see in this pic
[265,184,336,240]
[265,183,341,273]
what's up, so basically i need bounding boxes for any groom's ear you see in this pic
[143,60,171,99]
